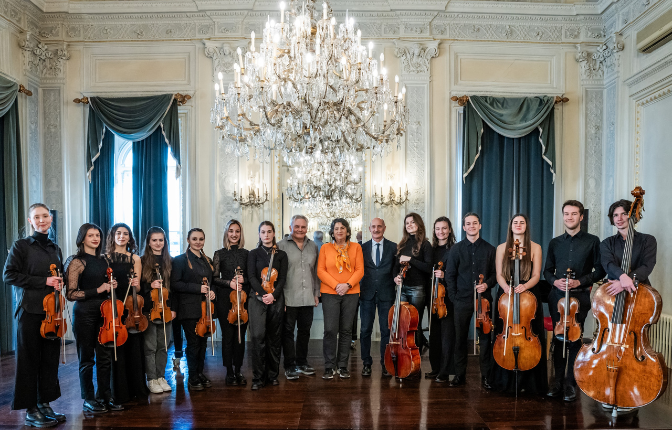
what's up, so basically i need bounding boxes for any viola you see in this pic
[475,274,493,334]
[430,262,447,319]
[227,266,248,344]
[41,264,68,364]
[554,268,581,357]
[124,266,148,334]
[575,186,667,412]
[150,263,173,324]
[99,267,128,360]
[261,245,278,295]
[384,261,421,379]
[195,277,216,356]
[493,240,541,372]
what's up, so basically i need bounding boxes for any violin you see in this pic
[195,277,216,356]
[554,268,581,357]
[493,239,541,372]
[99,267,128,360]
[575,186,667,412]
[475,274,493,334]
[124,266,148,334]
[227,267,248,344]
[384,261,421,379]
[150,263,171,353]
[41,264,68,363]
[261,245,278,295]
[430,262,447,319]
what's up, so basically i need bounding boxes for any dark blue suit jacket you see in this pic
[360,238,397,302]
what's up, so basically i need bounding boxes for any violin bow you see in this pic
[156,264,168,353]
[429,264,436,340]
[473,277,477,355]
[59,267,67,364]
[503,278,513,357]
[236,267,242,344]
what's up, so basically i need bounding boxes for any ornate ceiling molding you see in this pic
[394,40,439,78]
[575,33,624,81]
[19,31,70,78]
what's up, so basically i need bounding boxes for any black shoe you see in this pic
[226,374,238,386]
[381,367,392,377]
[297,365,315,375]
[322,368,335,380]
[270,378,280,386]
[25,408,58,428]
[481,376,493,390]
[105,399,124,411]
[563,385,577,402]
[362,365,372,376]
[198,373,212,388]
[236,373,247,386]
[338,368,351,379]
[82,400,108,414]
[547,381,563,398]
[285,367,299,380]
[449,375,466,387]
[188,378,204,391]
[37,403,66,423]
[425,371,439,379]
[435,374,448,383]
[251,380,263,390]
[350,340,356,350]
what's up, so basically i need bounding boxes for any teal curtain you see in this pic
[89,131,115,236]
[0,75,23,354]
[132,127,169,247]
[463,95,555,183]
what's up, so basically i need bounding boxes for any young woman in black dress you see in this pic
[172,228,215,391]
[213,219,250,386]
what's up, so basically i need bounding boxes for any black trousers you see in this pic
[248,296,284,382]
[181,318,208,379]
[453,301,493,379]
[359,294,394,367]
[172,317,184,358]
[73,303,113,402]
[428,301,455,376]
[322,293,359,369]
[283,305,314,368]
[112,332,148,403]
[549,288,591,386]
[216,298,248,373]
[12,310,61,410]
[350,302,359,341]
[400,285,426,350]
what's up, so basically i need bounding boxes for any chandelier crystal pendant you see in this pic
[286,154,363,206]
[211,0,407,165]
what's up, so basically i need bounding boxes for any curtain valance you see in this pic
[463,95,555,182]
[86,94,181,179]
[0,75,18,118]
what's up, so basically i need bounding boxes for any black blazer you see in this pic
[360,238,397,302]
[172,251,214,320]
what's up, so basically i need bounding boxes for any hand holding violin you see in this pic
[433,269,444,279]
[98,280,117,294]
[262,293,274,305]
[150,279,163,289]
[46,276,63,290]
[231,274,244,289]
[475,281,488,294]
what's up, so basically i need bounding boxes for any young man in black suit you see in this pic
[359,218,397,377]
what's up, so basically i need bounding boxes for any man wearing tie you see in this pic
[359,218,397,377]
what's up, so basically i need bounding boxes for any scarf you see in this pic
[333,242,352,274]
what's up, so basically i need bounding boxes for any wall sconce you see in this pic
[234,181,269,208]
[373,182,409,206]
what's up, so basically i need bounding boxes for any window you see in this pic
[113,134,183,256]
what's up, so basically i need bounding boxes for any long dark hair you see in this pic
[185,228,214,271]
[105,223,138,255]
[501,213,532,281]
[329,218,352,243]
[75,223,104,258]
[432,216,456,248]
[141,226,172,290]
[397,212,427,256]
[257,221,277,248]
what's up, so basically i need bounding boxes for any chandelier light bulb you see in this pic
[237,47,243,66]
[280,2,285,24]
[322,1,327,20]
[368,42,373,58]
[251,31,256,51]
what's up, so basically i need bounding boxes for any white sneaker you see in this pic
[148,379,163,394]
[158,377,172,392]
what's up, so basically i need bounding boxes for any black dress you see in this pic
[108,252,149,403]
[491,273,547,396]
[428,244,455,376]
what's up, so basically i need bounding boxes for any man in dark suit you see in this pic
[359,218,397,377]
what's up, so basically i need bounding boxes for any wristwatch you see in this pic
[346,283,352,289]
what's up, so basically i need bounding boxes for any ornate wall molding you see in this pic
[27,84,41,204]
[603,82,617,238]
[19,32,70,78]
[584,88,604,236]
[404,84,429,222]
[204,40,247,81]
[394,40,439,78]
[42,87,64,244]
[576,35,624,81]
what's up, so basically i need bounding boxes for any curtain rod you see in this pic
[450,95,569,107]
[73,93,192,106]
[18,84,33,96]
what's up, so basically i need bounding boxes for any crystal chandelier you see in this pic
[285,155,363,206]
[211,0,407,165]
[305,198,361,226]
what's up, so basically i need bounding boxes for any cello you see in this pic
[384,261,421,379]
[574,186,667,412]
[41,264,68,363]
[493,239,542,372]
[99,267,128,360]
[227,266,248,343]
[195,277,216,356]
[150,263,172,353]
[124,266,148,334]
[553,269,581,358]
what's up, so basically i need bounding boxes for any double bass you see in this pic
[384,261,421,379]
[99,267,128,360]
[41,264,67,363]
[227,267,248,343]
[553,269,581,358]
[493,240,542,372]
[195,277,216,356]
[150,263,172,353]
[574,186,667,412]
[124,266,148,334]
